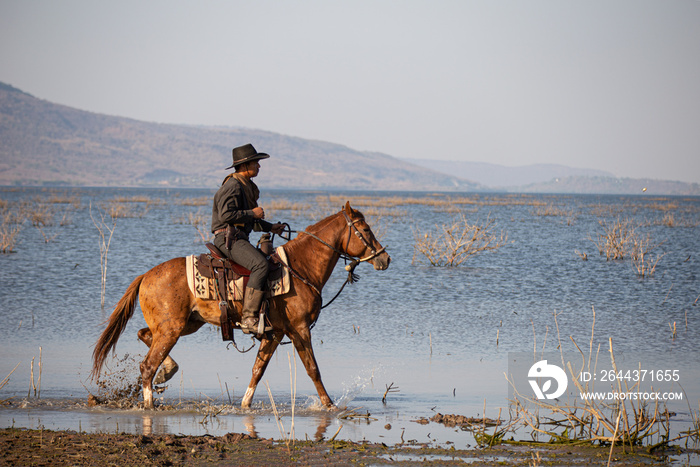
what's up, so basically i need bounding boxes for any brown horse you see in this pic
[92,202,390,409]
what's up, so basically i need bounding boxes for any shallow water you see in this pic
[1,187,699,447]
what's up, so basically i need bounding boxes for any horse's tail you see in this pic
[91,274,145,380]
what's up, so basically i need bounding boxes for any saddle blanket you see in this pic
[185,246,290,301]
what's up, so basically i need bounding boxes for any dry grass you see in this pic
[178,197,211,207]
[315,194,548,211]
[111,195,164,205]
[532,203,577,225]
[499,309,691,454]
[104,200,148,218]
[45,193,81,208]
[647,212,699,228]
[174,209,212,243]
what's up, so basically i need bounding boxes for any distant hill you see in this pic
[517,176,700,196]
[403,159,615,187]
[0,82,478,191]
[1,81,698,195]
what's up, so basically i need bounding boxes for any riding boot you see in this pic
[239,287,264,335]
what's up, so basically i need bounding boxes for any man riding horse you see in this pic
[211,143,285,336]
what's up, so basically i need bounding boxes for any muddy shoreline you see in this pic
[2,427,696,466]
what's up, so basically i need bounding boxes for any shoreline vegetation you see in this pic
[2,188,699,464]
[1,427,696,466]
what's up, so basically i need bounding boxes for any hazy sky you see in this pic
[1,1,699,183]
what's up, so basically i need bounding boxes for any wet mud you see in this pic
[2,426,697,466]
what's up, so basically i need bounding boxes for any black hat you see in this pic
[225,144,270,170]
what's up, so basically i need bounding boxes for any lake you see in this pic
[1,187,698,447]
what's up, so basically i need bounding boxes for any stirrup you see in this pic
[257,310,273,334]
[237,311,272,335]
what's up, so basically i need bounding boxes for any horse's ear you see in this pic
[344,201,353,215]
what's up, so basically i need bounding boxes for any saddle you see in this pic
[189,237,288,341]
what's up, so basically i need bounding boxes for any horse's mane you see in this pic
[284,209,343,252]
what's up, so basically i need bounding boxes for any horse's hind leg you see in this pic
[138,320,205,388]
[241,332,283,408]
[140,332,180,409]
[138,320,204,385]
[138,328,179,385]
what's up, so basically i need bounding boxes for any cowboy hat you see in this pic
[225,144,270,169]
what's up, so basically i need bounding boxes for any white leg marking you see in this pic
[241,386,256,408]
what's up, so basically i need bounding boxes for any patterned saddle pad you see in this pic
[185,246,291,301]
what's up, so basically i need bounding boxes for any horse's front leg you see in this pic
[241,332,283,408]
[289,327,334,408]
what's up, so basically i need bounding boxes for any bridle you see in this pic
[274,209,387,310]
[299,210,386,267]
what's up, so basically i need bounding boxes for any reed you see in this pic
[1,363,20,402]
[532,203,572,217]
[504,309,687,453]
[262,350,299,449]
[28,347,42,399]
[382,382,399,404]
[174,209,211,243]
[629,233,665,278]
[89,203,117,309]
[178,196,210,207]
[46,193,81,208]
[29,203,62,243]
[265,381,290,448]
[0,216,22,253]
[111,195,164,205]
[104,200,146,218]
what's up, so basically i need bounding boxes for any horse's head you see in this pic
[341,202,391,271]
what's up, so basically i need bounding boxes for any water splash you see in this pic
[334,365,384,409]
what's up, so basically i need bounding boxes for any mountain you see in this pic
[403,159,615,188]
[2,82,698,195]
[0,82,478,191]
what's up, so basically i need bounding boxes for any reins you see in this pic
[272,211,386,310]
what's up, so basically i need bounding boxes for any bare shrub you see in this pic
[630,233,665,278]
[412,214,509,266]
[590,218,637,260]
[29,203,59,242]
[1,201,24,253]
[90,203,117,309]
[0,221,22,253]
[590,218,667,277]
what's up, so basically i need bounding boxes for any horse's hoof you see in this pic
[154,363,179,385]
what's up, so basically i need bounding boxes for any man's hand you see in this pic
[252,207,265,219]
[270,223,285,235]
